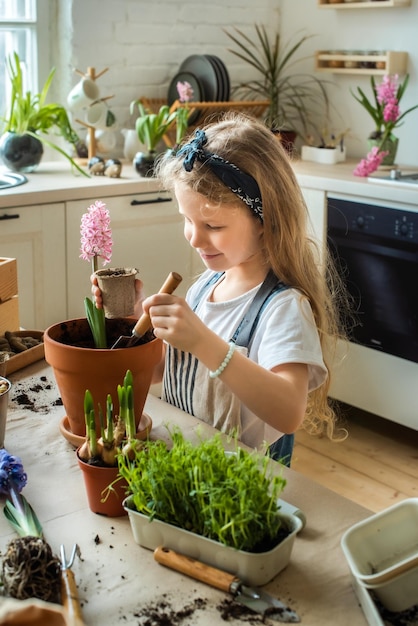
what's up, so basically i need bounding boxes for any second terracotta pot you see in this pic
[77,451,128,517]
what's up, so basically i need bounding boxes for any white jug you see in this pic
[121,129,145,161]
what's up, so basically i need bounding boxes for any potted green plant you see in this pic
[224,25,331,150]
[120,428,303,586]
[130,101,178,176]
[77,370,150,517]
[0,52,87,176]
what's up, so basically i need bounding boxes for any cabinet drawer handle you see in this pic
[0,213,20,220]
[130,196,172,206]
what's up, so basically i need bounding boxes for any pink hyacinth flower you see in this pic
[80,200,113,265]
[353,146,389,177]
[376,74,398,106]
[177,80,194,103]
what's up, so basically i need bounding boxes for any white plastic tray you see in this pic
[124,497,304,587]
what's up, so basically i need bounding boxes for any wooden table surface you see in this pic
[0,360,371,625]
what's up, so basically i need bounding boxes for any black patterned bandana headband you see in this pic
[175,129,263,221]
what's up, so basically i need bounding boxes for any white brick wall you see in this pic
[58,0,281,152]
[50,0,418,166]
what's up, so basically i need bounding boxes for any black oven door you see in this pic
[327,197,418,364]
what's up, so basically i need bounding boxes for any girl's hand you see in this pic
[142,293,207,354]
[90,274,145,318]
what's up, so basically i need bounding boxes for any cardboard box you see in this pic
[0,258,18,303]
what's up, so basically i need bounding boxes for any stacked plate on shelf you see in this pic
[167,54,230,114]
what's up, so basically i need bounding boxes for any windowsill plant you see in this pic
[0,52,88,177]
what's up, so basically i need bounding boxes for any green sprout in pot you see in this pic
[0,52,88,177]
[119,428,288,553]
[78,370,143,466]
[130,101,178,155]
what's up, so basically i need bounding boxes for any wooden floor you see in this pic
[292,402,418,513]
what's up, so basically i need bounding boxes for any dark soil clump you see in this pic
[54,318,154,349]
[371,593,418,626]
[11,375,61,413]
[133,597,207,625]
[217,598,266,622]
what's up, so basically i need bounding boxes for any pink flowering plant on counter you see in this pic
[175,80,194,147]
[352,74,418,176]
[80,200,113,348]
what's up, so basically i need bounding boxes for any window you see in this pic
[0,0,50,130]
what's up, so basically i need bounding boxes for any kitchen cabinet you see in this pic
[0,202,67,329]
[66,190,202,319]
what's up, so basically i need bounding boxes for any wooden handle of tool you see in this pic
[154,546,236,592]
[132,271,183,338]
[61,569,85,626]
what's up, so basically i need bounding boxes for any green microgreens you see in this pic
[119,428,287,552]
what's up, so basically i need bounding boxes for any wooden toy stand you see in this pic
[73,66,114,161]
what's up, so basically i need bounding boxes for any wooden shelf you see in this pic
[318,0,410,8]
[315,50,407,75]
[139,98,270,147]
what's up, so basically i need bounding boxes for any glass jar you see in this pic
[344,51,362,69]
[328,50,345,68]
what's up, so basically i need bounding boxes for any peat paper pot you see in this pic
[77,451,128,517]
[95,267,138,318]
[123,495,303,586]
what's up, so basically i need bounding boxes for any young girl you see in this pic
[94,113,346,465]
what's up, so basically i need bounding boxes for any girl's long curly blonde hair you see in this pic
[157,112,350,440]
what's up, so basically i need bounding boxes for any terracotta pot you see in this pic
[95,267,138,318]
[271,129,297,155]
[77,451,128,517]
[44,318,162,437]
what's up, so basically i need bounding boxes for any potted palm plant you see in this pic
[130,101,178,176]
[0,52,87,176]
[224,25,331,151]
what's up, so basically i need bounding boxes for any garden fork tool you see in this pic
[60,543,85,626]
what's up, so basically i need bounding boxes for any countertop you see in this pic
[0,161,162,208]
[0,360,371,626]
[1,157,418,209]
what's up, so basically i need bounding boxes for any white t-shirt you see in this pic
[163,270,327,449]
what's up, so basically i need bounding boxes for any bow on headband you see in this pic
[176,130,263,221]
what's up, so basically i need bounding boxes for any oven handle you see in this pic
[327,234,418,263]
